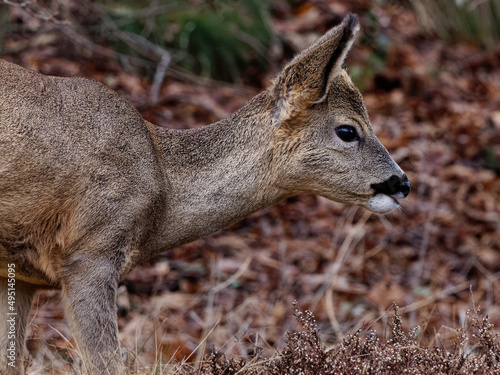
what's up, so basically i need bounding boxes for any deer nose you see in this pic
[371,174,410,198]
[399,177,410,198]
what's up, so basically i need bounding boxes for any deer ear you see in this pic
[272,13,360,124]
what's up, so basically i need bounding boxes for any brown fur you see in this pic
[0,14,408,374]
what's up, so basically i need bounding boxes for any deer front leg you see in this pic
[60,258,124,375]
[0,278,36,375]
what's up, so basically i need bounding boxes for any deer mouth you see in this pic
[367,193,400,214]
[367,174,410,213]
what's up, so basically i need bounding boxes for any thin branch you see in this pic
[150,52,171,105]
[56,23,153,68]
[3,0,67,23]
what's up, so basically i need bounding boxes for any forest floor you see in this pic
[2,1,499,374]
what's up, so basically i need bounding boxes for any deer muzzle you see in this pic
[367,174,410,213]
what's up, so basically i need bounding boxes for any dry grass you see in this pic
[25,297,500,374]
[411,0,500,48]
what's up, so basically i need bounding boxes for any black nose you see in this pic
[399,178,410,198]
[371,175,410,198]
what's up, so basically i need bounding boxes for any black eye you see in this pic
[336,125,359,142]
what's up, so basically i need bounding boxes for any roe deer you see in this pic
[0,14,409,375]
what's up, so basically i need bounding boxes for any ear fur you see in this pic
[272,13,360,124]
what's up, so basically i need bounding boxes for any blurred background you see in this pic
[1,0,499,373]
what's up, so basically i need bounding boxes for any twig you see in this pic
[56,23,153,68]
[409,138,440,327]
[311,208,371,337]
[3,0,66,23]
[401,282,471,313]
[182,315,223,364]
[3,0,32,7]
[150,52,171,105]
[209,257,252,294]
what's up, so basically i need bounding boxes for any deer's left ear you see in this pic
[272,13,359,123]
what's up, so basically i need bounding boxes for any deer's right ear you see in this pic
[272,13,360,125]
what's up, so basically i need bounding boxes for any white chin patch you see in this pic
[368,194,399,214]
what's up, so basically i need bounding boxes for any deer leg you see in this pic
[0,278,36,375]
[60,259,123,375]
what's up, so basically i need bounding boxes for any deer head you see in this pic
[271,14,409,213]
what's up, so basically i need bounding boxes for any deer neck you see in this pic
[146,92,286,248]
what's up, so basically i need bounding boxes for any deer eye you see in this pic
[336,125,359,142]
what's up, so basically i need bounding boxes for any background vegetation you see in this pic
[1,0,499,373]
